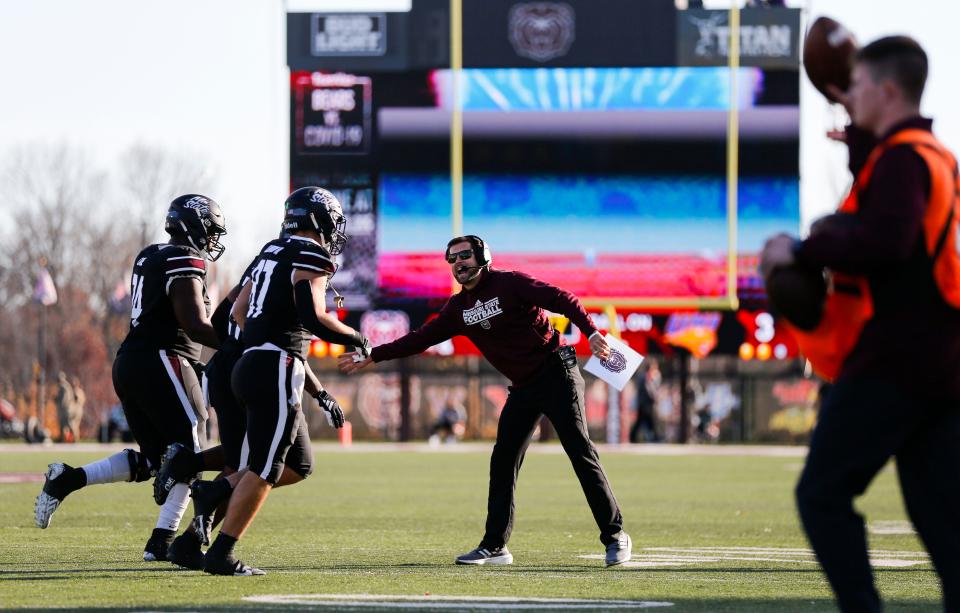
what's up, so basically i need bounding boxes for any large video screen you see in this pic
[290,65,800,308]
[379,173,797,301]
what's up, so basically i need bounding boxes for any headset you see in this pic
[446,234,492,267]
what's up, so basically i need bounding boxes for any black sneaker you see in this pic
[167,531,205,570]
[455,545,513,565]
[154,443,192,505]
[203,554,265,576]
[190,479,232,546]
[143,528,175,562]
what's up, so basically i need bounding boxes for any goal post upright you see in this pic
[725,1,741,312]
[583,2,741,313]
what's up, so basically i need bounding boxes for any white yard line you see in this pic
[577,546,929,569]
[244,594,674,609]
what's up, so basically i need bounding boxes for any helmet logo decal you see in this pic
[183,196,211,216]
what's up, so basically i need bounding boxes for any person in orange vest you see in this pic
[761,36,960,612]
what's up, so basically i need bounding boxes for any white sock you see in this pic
[81,451,132,485]
[155,482,191,531]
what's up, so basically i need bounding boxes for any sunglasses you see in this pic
[446,249,473,264]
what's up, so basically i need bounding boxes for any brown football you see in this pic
[803,16,858,102]
[764,263,827,332]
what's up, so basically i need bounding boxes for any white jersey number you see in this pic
[247,259,278,320]
[130,273,145,327]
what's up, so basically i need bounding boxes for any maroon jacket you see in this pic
[371,268,598,386]
[797,117,960,398]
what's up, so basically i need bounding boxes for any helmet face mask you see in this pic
[202,225,227,261]
[325,208,347,255]
[166,194,227,261]
[283,187,348,255]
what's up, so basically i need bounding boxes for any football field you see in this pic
[0,443,940,611]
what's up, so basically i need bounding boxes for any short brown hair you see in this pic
[855,36,927,105]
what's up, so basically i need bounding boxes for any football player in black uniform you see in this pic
[34,194,227,562]
[158,238,347,570]
[199,187,369,576]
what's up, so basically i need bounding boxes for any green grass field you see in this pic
[0,444,941,611]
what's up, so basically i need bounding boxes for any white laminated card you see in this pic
[584,334,645,391]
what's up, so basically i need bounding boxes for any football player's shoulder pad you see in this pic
[290,242,336,275]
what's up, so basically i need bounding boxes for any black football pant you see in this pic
[232,348,313,485]
[480,350,623,549]
[112,349,208,470]
[205,344,246,471]
[796,377,960,613]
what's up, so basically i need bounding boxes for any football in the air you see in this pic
[764,263,827,331]
[803,16,858,102]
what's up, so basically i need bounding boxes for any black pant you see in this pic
[232,349,313,485]
[796,377,960,613]
[481,352,623,549]
[112,349,207,469]
[205,344,246,471]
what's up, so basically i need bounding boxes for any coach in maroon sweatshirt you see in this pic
[339,235,631,567]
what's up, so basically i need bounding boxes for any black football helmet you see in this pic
[282,187,347,255]
[165,194,227,261]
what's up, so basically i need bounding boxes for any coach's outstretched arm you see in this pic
[170,277,220,349]
[338,306,456,375]
[512,272,611,360]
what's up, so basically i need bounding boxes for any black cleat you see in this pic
[203,554,265,576]
[167,531,205,570]
[154,443,192,506]
[190,479,232,546]
[143,528,175,562]
[35,463,71,529]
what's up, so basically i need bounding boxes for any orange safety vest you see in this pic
[787,128,960,381]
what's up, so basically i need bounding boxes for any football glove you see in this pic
[354,335,372,361]
[315,390,344,429]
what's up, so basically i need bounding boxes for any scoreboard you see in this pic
[292,72,372,156]
[285,2,803,360]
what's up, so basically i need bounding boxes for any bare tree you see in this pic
[0,144,106,302]
[0,144,116,428]
[0,144,214,432]
[0,142,220,436]
[117,143,219,246]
